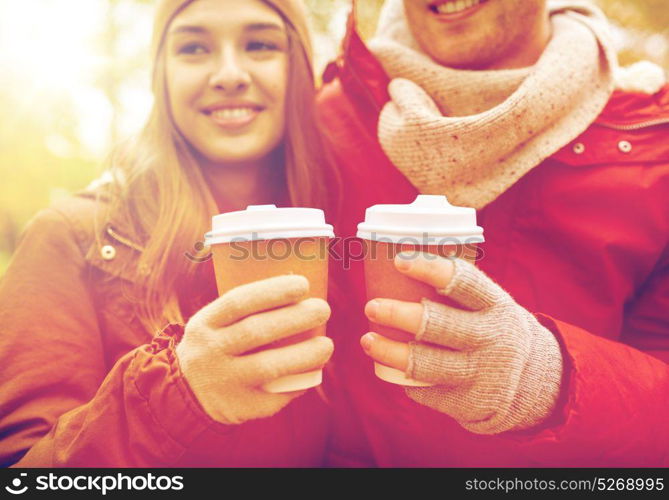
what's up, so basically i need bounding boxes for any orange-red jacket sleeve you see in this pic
[0,207,225,467]
[500,312,669,466]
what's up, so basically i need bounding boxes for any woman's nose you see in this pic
[209,53,251,93]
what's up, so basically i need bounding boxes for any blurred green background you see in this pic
[1,0,668,277]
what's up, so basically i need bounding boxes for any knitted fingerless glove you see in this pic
[405,258,563,435]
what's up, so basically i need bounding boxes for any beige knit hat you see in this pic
[150,0,313,82]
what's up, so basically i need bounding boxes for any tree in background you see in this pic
[598,0,669,68]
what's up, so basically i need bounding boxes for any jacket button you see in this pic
[618,140,632,153]
[101,245,117,261]
[572,142,585,154]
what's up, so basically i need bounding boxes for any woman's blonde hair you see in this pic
[100,1,339,334]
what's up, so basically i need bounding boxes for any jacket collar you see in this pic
[73,184,219,324]
[323,6,389,113]
[72,186,149,284]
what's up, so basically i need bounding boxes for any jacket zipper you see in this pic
[106,226,145,252]
[341,32,385,115]
[597,117,669,131]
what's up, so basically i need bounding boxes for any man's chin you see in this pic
[425,47,499,70]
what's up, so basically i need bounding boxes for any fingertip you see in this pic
[394,252,414,272]
[285,389,308,398]
[364,299,380,320]
[318,334,334,349]
[290,273,310,290]
[360,332,376,353]
[277,274,310,299]
[314,335,334,355]
[302,297,332,323]
[314,335,335,359]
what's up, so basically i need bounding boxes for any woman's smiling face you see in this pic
[165,0,288,166]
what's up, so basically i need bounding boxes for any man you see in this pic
[318,0,669,466]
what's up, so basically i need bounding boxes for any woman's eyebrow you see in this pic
[169,22,284,36]
[245,22,284,33]
[169,25,207,35]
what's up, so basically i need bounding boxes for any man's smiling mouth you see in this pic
[429,0,489,17]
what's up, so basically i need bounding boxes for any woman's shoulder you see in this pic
[38,181,115,257]
[7,182,116,291]
[22,173,136,274]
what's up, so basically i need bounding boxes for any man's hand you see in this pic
[360,252,564,435]
[361,251,455,371]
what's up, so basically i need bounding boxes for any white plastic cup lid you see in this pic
[356,195,484,244]
[204,205,334,245]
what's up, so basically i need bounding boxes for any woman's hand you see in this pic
[361,253,564,435]
[176,275,333,425]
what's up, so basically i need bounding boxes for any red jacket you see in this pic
[318,14,669,467]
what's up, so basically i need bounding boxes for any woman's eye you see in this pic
[246,41,280,52]
[178,43,207,55]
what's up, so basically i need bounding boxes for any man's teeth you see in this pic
[435,0,481,15]
[211,108,255,119]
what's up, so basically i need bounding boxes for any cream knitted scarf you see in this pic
[369,0,618,209]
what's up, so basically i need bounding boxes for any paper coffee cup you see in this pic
[357,195,484,387]
[204,205,333,393]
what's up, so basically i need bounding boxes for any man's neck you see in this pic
[199,153,285,212]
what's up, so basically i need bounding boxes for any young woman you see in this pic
[0,0,338,467]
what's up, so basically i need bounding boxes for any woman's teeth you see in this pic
[433,0,482,15]
[210,108,255,119]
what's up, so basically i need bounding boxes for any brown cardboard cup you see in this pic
[205,205,333,393]
[357,196,484,386]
